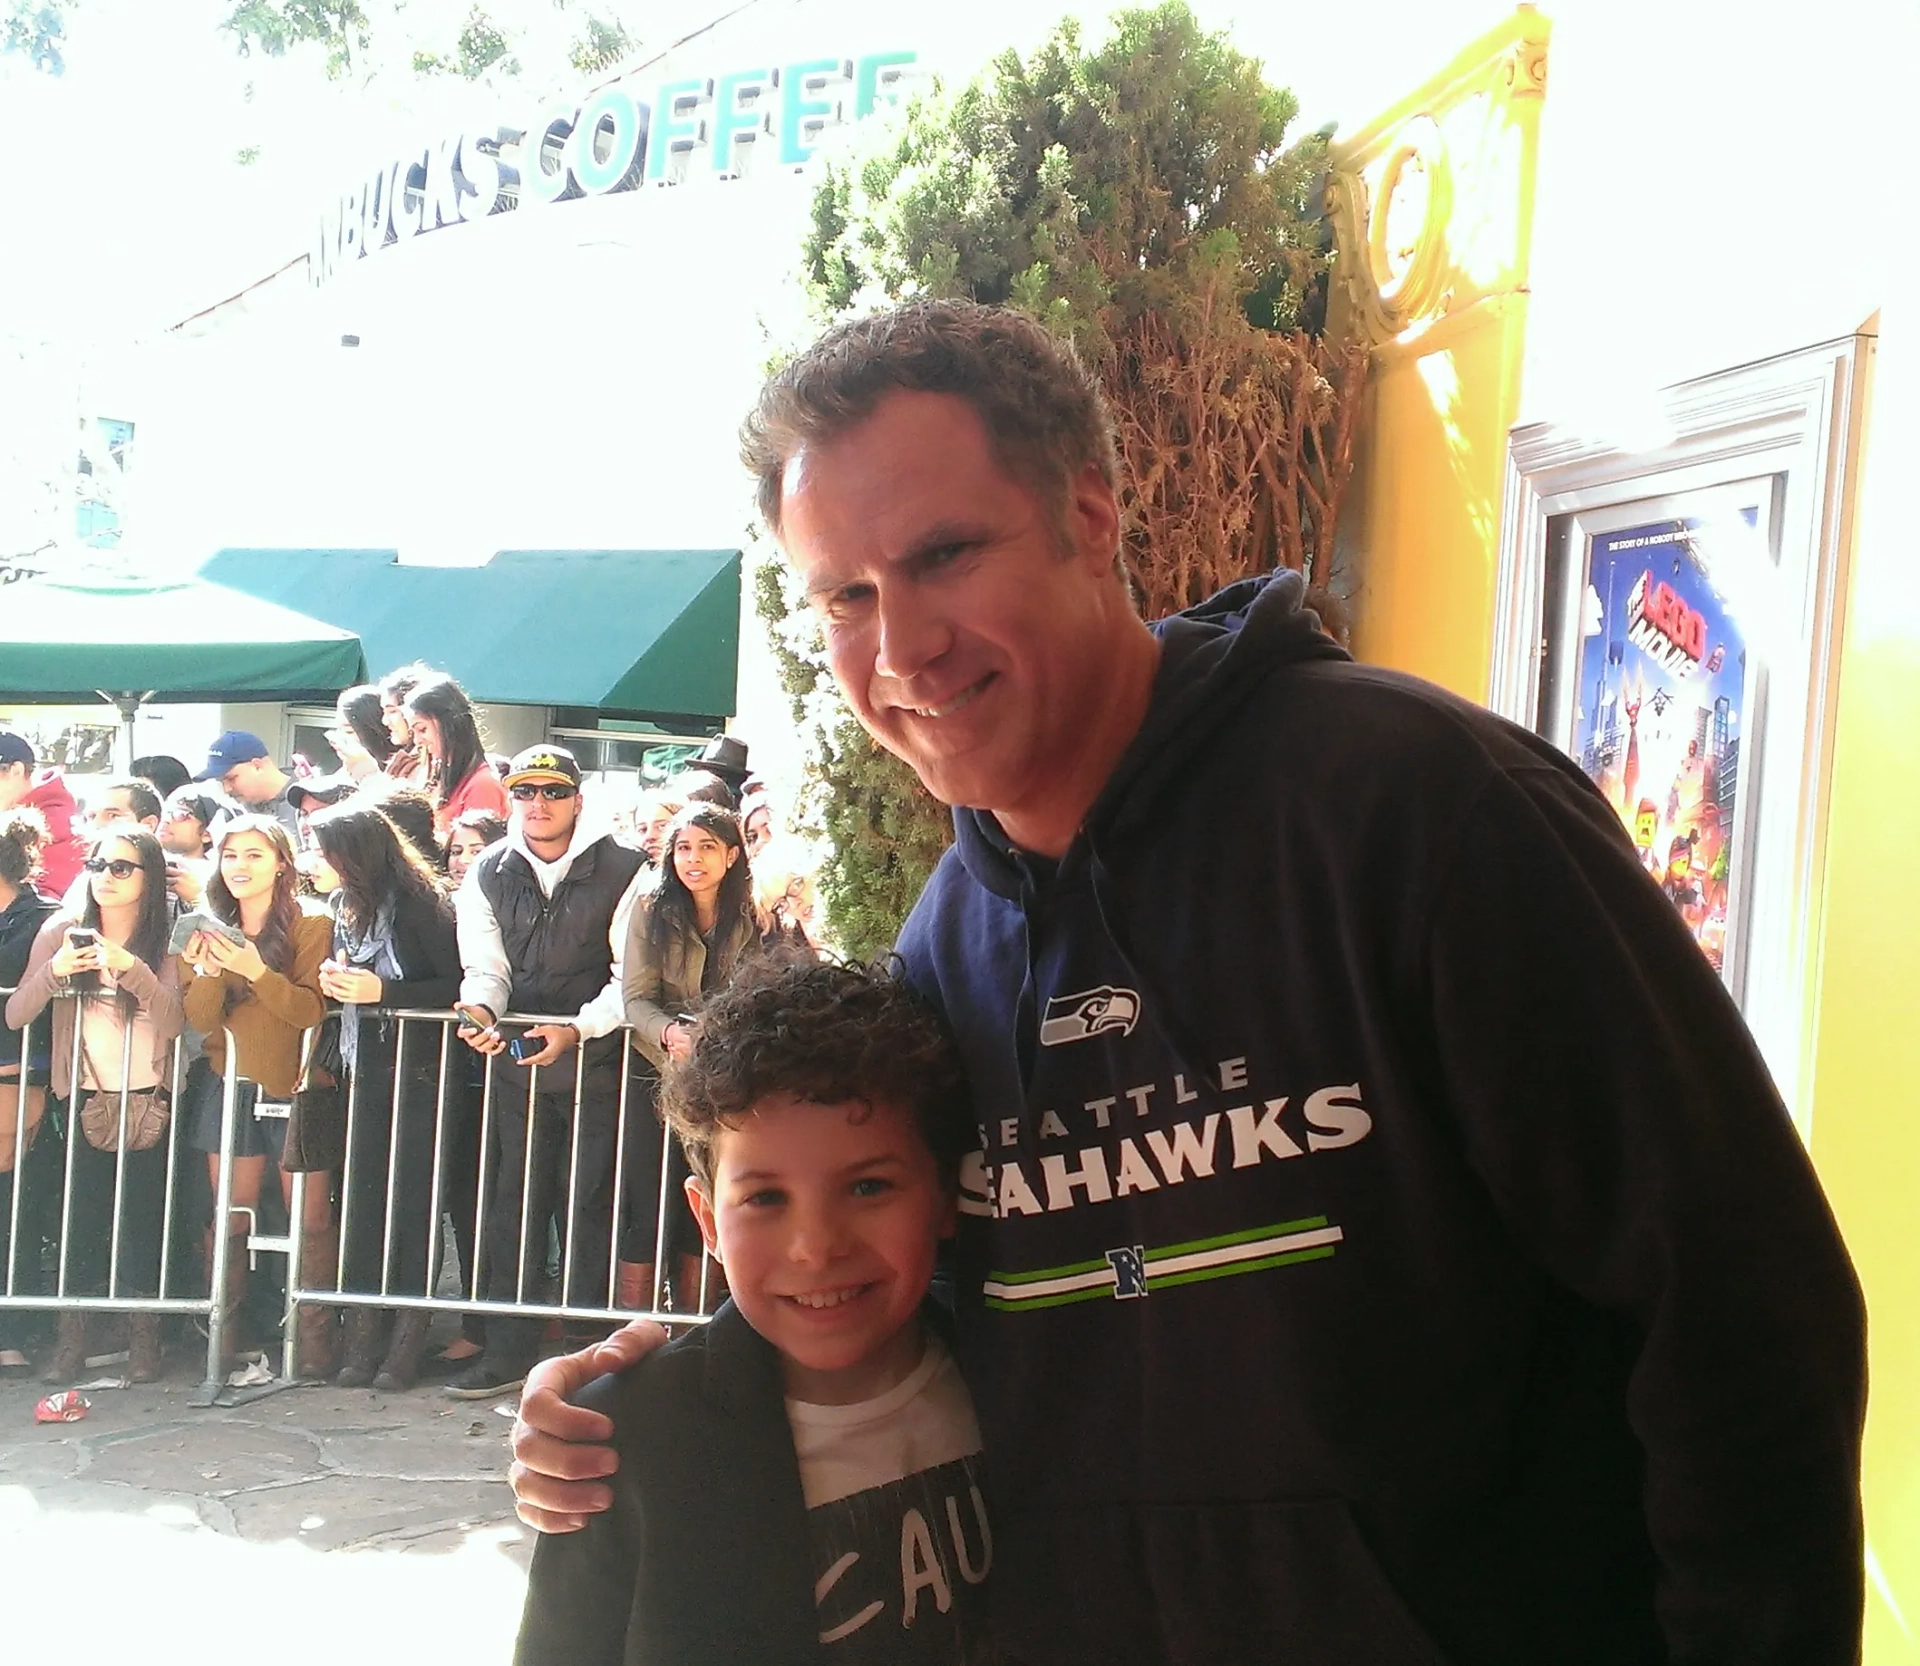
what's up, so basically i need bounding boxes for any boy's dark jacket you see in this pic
[895,570,1866,1665]
[518,1298,967,1666]
[516,1299,817,1666]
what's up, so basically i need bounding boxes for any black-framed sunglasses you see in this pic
[83,857,141,879]
[510,783,577,802]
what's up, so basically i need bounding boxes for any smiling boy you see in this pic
[515,957,990,1666]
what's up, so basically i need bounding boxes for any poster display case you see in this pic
[1494,334,1873,1118]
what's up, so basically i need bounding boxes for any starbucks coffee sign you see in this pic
[313,50,919,284]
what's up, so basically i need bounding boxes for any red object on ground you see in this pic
[34,1390,90,1423]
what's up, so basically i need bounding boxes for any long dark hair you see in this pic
[75,827,170,996]
[647,804,755,962]
[205,815,301,973]
[310,803,445,939]
[378,661,434,708]
[404,674,487,810]
[336,684,397,766]
[374,787,445,874]
[448,808,507,848]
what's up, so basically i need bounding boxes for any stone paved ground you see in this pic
[0,1350,536,1665]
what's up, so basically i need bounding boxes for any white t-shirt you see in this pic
[786,1334,993,1663]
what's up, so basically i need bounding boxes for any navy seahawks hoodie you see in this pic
[897,571,1864,1666]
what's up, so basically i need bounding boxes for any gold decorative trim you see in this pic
[1326,7,1551,350]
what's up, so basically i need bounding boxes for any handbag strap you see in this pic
[72,992,102,1098]
[72,983,151,1102]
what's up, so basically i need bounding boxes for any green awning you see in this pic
[0,567,367,702]
[199,548,740,720]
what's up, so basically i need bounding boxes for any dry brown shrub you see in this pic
[1105,288,1367,621]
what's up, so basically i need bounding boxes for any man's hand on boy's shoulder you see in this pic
[511,1322,669,1532]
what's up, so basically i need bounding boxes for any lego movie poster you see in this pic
[1572,516,1750,973]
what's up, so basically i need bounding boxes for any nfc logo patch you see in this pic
[1107,1245,1149,1299]
[1038,985,1141,1047]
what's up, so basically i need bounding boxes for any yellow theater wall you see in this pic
[1326,13,1547,701]
[1331,3,1919,1651]
[1344,301,1525,698]
[1805,303,1920,1660]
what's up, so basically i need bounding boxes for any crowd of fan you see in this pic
[0,662,819,1396]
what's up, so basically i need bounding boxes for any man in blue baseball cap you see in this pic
[194,730,301,842]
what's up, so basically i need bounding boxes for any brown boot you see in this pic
[41,1311,87,1384]
[128,1313,163,1383]
[202,1229,251,1375]
[292,1221,341,1380]
[335,1307,386,1388]
[614,1260,654,1312]
[371,1310,430,1393]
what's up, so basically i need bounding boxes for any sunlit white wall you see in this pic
[1521,0,1913,430]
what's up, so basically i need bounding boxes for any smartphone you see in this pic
[66,927,99,950]
[507,1034,544,1063]
[454,1003,498,1034]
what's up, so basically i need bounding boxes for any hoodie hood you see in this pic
[19,767,84,898]
[504,799,615,882]
[951,568,1348,899]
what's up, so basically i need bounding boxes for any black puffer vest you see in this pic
[475,834,643,1057]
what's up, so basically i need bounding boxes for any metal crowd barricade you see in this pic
[298,1007,715,1338]
[0,983,253,1401]
[1,988,711,1402]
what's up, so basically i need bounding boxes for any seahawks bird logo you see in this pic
[1038,986,1141,1047]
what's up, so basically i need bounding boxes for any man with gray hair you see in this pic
[509,301,1864,1663]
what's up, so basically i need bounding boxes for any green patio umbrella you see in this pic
[0,566,366,704]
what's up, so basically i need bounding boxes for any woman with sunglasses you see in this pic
[6,829,184,1383]
[180,815,333,1376]
[620,803,771,1313]
[403,674,508,836]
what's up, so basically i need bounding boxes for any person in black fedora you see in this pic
[688,736,750,792]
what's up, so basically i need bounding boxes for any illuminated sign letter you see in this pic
[455,131,506,221]
[646,79,711,182]
[569,88,647,195]
[357,168,389,252]
[777,58,849,167]
[394,149,432,235]
[522,106,581,205]
[853,50,917,119]
[424,137,466,229]
[338,185,363,261]
[710,69,771,175]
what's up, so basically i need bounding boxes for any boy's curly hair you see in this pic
[661,956,974,1189]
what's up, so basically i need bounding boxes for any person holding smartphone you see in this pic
[5,829,183,1383]
[620,803,770,1316]
[447,746,648,1400]
[179,815,332,1377]
[307,803,461,1391]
